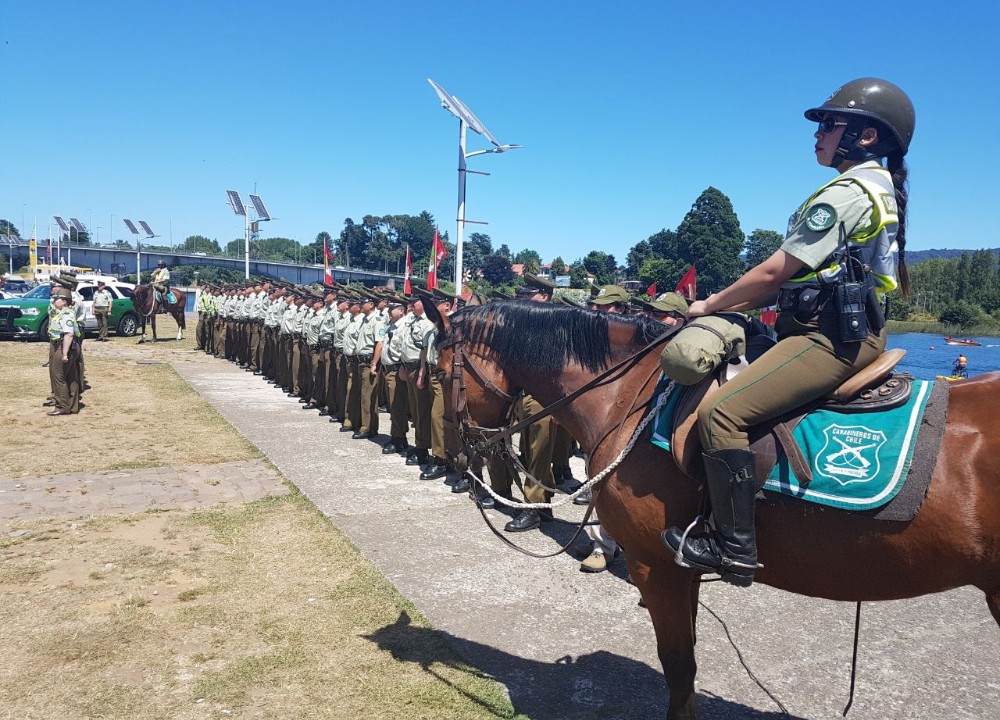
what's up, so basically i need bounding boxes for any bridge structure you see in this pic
[2,239,404,288]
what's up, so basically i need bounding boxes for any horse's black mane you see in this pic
[447,300,666,374]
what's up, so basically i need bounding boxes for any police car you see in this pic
[0,276,140,340]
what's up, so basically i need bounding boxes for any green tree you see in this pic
[181,235,221,254]
[497,244,511,260]
[549,256,567,278]
[569,263,591,289]
[0,219,20,238]
[675,187,745,295]
[626,240,653,278]
[648,229,680,259]
[939,301,982,328]
[514,249,542,274]
[481,254,515,284]
[639,257,686,290]
[744,229,784,269]
[463,233,493,276]
[582,250,618,285]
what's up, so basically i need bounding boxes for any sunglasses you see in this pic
[817,118,848,134]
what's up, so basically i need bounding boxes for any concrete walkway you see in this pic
[172,358,999,720]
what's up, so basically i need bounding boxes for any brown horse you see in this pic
[424,299,1000,720]
[132,284,187,343]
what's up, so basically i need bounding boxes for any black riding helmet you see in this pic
[805,78,915,163]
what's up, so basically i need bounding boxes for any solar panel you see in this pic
[427,78,462,121]
[227,190,246,216]
[123,219,140,235]
[449,96,500,146]
[70,218,86,232]
[248,194,270,221]
[53,216,70,232]
[139,220,155,237]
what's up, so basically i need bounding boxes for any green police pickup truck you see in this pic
[0,279,140,340]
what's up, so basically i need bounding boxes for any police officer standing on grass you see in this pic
[45,287,81,415]
[93,281,113,342]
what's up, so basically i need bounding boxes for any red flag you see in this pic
[323,238,333,284]
[675,265,697,301]
[427,228,447,290]
[645,281,657,297]
[404,245,412,294]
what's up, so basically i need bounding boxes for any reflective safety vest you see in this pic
[784,164,899,294]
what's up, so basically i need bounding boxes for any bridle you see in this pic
[437,320,682,558]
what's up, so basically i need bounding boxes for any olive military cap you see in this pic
[517,273,556,296]
[588,284,631,305]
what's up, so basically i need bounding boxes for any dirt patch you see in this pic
[0,337,258,478]
[0,494,522,719]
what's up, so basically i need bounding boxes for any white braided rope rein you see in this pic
[481,380,673,510]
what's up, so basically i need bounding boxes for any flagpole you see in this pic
[455,121,467,295]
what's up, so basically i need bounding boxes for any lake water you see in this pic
[887,332,1000,380]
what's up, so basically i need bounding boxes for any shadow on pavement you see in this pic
[365,611,806,720]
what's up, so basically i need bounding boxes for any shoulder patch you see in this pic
[805,203,837,232]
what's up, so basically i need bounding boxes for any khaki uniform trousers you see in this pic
[428,371,446,461]
[95,308,110,340]
[359,362,380,435]
[323,350,339,415]
[261,327,275,377]
[335,353,350,423]
[486,393,556,503]
[298,339,313,398]
[551,424,574,468]
[249,322,263,370]
[290,337,304,395]
[214,319,225,357]
[195,312,206,348]
[49,340,80,414]
[405,369,432,451]
[344,356,361,430]
[384,366,410,442]
[699,317,886,451]
[309,347,326,405]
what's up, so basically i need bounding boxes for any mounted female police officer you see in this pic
[663,78,915,587]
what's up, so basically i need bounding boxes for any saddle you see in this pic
[671,349,910,488]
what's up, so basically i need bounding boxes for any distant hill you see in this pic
[906,248,1000,264]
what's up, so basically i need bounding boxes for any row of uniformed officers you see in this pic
[192,274,688,549]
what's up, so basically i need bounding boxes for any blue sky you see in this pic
[3,1,997,269]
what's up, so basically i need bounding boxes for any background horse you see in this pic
[425,299,1000,720]
[132,284,187,343]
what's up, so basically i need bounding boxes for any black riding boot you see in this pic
[661,448,759,587]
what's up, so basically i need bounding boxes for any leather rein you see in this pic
[438,322,681,558]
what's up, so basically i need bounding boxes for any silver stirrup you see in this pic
[672,516,706,569]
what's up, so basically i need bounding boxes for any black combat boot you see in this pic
[661,448,759,587]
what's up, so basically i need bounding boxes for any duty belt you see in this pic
[356,354,374,363]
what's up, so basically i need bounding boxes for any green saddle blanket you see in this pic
[650,377,934,512]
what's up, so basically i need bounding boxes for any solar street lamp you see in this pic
[427,79,522,294]
[53,216,67,266]
[226,190,271,279]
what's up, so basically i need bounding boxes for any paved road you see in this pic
[174,358,999,720]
